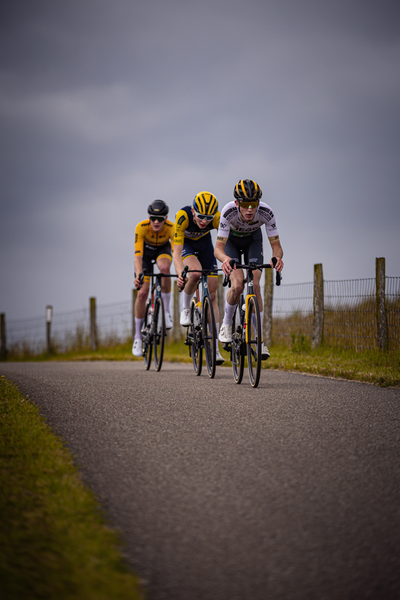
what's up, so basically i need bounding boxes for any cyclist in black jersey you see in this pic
[174,191,224,365]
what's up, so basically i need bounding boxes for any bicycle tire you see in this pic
[190,300,203,376]
[143,301,153,370]
[153,297,165,372]
[247,295,262,387]
[231,300,245,384]
[202,295,216,379]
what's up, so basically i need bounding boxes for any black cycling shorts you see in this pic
[225,228,264,266]
[182,234,218,276]
[142,241,172,280]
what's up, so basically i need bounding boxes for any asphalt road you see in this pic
[2,360,400,600]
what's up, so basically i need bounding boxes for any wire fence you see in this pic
[3,276,400,356]
[271,277,400,351]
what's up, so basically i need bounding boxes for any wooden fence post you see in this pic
[263,267,273,347]
[312,263,324,349]
[376,257,388,351]
[90,297,98,351]
[0,313,7,361]
[218,274,225,329]
[173,281,185,342]
[46,305,53,355]
[132,288,137,341]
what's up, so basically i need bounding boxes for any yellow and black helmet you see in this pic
[233,179,262,202]
[192,191,218,216]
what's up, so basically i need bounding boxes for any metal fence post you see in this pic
[263,267,273,347]
[376,257,388,351]
[90,297,98,351]
[312,263,324,349]
[1,313,7,361]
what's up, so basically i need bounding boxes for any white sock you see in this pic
[182,290,193,310]
[135,317,144,340]
[223,301,237,325]
[162,292,171,313]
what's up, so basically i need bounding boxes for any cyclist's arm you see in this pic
[173,243,186,289]
[268,236,284,272]
[173,209,189,288]
[215,236,234,275]
[134,221,146,287]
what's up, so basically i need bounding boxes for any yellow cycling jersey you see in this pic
[134,219,175,257]
[174,206,220,246]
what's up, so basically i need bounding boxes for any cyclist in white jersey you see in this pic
[214,179,284,358]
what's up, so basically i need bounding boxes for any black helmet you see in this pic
[147,199,169,217]
[233,179,262,202]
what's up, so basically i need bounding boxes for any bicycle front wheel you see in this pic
[231,301,245,384]
[143,301,153,370]
[246,295,262,387]
[153,297,165,372]
[202,295,216,379]
[190,300,203,376]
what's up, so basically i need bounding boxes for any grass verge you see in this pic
[0,376,144,600]
[10,339,399,388]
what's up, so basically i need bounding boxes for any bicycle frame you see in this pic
[224,258,280,387]
[184,269,219,379]
[139,268,176,372]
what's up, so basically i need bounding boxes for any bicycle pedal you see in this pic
[223,343,231,352]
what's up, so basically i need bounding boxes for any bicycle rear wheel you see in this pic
[190,300,203,376]
[202,295,216,378]
[247,295,262,387]
[143,301,153,370]
[231,300,245,384]
[153,297,165,372]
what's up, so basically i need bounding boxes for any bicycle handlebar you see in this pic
[222,257,281,287]
[179,265,189,291]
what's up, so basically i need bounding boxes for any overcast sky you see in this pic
[1,0,399,320]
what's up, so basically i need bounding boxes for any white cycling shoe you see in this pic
[165,311,173,330]
[218,323,232,343]
[180,308,191,327]
[132,338,143,357]
[261,343,270,360]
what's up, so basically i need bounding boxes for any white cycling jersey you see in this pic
[217,200,279,239]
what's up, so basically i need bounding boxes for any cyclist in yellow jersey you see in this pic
[133,199,175,357]
[174,191,224,365]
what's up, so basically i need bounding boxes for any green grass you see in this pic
[10,338,399,388]
[0,376,145,600]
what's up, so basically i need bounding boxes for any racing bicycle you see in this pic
[223,258,281,388]
[137,270,176,371]
[183,268,219,378]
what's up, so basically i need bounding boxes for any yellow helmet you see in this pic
[192,191,218,217]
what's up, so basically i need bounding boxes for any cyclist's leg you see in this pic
[156,243,172,294]
[221,237,244,333]
[156,249,173,325]
[134,249,152,349]
[246,230,269,359]
[245,229,264,308]
[180,246,201,325]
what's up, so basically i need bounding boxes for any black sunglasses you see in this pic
[149,216,166,222]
